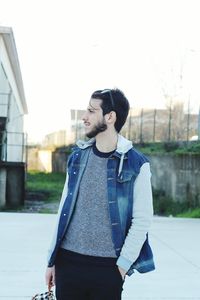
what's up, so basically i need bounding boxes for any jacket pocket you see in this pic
[117,170,137,183]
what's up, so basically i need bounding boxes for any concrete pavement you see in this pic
[0,213,200,300]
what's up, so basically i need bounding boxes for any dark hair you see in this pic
[91,88,130,132]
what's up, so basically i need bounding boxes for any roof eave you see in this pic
[0,26,28,114]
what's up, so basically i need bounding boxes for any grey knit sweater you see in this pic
[61,145,116,257]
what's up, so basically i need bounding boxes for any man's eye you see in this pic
[88,109,94,113]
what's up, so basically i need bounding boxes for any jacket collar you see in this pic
[76,134,133,155]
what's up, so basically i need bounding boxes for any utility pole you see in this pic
[153,109,157,142]
[139,108,144,144]
[186,96,190,143]
[128,110,132,140]
[75,109,78,142]
[168,97,172,142]
[198,105,200,140]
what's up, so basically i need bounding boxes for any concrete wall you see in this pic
[0,167,6,207]
[27,146,52,172]
[27,145,200,206]
[149,154,200,205]
[51,150,200,205]
[6,163,25,207]
[52,148,67,173]
[27,146,67,173]
[0,162,25,208]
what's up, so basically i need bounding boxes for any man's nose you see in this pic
[82,111,87,121]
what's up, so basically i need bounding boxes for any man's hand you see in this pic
[45,266,55,291]
[118,266,126,280]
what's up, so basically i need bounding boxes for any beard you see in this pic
[86,119,107,138]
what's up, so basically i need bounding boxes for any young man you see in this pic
[45,88,155,300]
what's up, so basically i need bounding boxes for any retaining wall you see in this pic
[44,148,200,205]
[149,154,200,205]
[0,162,25,208]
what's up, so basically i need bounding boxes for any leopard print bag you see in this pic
[32,290,55,300]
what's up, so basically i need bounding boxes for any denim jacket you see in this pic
[48,135,155,276]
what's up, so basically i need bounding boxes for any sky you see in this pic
[1,0,200,142]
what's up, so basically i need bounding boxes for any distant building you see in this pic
[27,130,70,172]
[70,109,85,141]
[28,128,73,172]
[42,130,68,148]
[0,26,28,208]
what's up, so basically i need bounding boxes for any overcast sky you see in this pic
[1,0,200,142]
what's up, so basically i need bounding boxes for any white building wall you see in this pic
[0,62,10,116]
[0,36,24,115]
[6,92,24,162]
[0,34,26,162]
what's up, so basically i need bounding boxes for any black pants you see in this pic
[55,248,124,300]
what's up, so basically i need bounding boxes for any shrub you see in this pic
[153,189,190,216]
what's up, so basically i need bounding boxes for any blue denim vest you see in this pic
[48,146,155,275]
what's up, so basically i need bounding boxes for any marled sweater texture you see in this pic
[61,148,116,257]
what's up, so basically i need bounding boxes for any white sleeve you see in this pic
[47,173,69,264]
[57,173,69,214]
[116,162,153,271]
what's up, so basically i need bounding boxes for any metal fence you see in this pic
[69,107,200,145]
[0,131,27,163]
[122,107,200,143]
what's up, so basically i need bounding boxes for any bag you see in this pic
[32,290,55,300]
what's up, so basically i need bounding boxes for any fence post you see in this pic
[153,109,157,142]
[128,110,132,140]
[140,108,144,143]
[186,97,190,143]
[198,106,200,140]
[168,98,172,141]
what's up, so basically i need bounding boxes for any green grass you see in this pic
[26,171,66,202]
[176,208,200,218]
[134,141,200,155]
[153,197,189,217]
[134,142,166,155]
[5,171,199,217]
[38,208,56,214]
[153,189,200,218]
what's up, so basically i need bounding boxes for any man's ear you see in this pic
[105,111,116,123]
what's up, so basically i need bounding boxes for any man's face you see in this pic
[82,98,107,138]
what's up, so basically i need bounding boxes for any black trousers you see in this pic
[55,248,124,300]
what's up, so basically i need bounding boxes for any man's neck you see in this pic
[95,131,118,153]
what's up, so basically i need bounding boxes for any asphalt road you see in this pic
[0,213,200,300]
